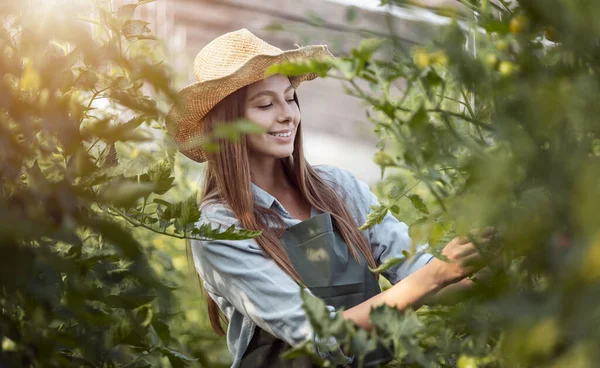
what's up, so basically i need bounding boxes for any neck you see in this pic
[249,156,292,194]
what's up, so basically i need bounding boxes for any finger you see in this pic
[471,226,496,236]
[469,227,496,240]
[456,242,480,257]
[454,235,470,245]
[461,252,486,271]
[468,231,497,248]
[481,227,496,237]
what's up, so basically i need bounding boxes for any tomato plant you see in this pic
[271,0,600,366]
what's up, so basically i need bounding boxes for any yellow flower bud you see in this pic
[510,15,529,34]
[20,57,41,91]
[498,61,515,77]
[432,50,448,66]
[413,49,430,69]
[495,40,509,52]
[485,54,498,68]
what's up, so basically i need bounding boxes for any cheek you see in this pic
[291,104,301,121]
[246,134,262,148]
[245,109,272,130]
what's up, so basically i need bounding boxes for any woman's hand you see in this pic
[430,229,495,286]
[342,228,495,330]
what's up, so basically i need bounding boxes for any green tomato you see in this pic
[485,53,498,68]
[510,15,529,34]
[498,61,515,77]
[373,151,396,166]
[495,39,509,52]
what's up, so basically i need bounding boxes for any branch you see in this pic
[107,206,188,239]
[426,108,493,131]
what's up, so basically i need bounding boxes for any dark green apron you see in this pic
[239,213,392,367]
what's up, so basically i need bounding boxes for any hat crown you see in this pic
[193,29,283,82]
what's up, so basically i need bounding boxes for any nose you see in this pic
[277,99,295,124]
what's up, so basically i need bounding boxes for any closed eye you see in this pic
[258,103,273,109]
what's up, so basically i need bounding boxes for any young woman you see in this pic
[167,29,486,367]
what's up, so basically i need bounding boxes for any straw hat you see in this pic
[166,28,334,163]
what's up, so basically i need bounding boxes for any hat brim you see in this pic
[166,45,334,163]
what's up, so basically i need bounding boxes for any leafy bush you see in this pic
[270,0,600,366]
[0,1,255,366]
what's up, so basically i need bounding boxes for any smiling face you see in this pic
[244,74,301,162]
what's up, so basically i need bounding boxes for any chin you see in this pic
[274,150,294,159]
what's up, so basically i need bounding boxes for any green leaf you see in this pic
[190,223,261,241]
[306,12,326,27]
[83,218,143,259]
[157,346,198,368]
[350,329,377,363]
[152,198,171,206]
[180,192,200,228]
[143,160,174,195]
[408,217,430,247]
[110,90,158,115]
[103,293,156,309]
[407,194,429,214]
[331,58,355,79]
[369,256,405,273]
[159,200,181,221]
[427,222,447,247]
[152,317,171,343]
[300,289,329,336]
[119,358,153,368]
[423,68,442,89]
[99,179,156,208]
[345,6,359,24]
[373,151,396,167]
[78,68,99,90]
[103,143,119,168]
[265,58,332,79]
[122,19,151,38]
[263,22,285,32]
[26,161,50,190]
[353,38,385,61]
[359,205,389,231]
[117,4,137,19]
[408,106,428,131]
[389,183,407,199]
[87,116,152,143]
[369,305,423,341]
[231,120,267,134]
[281,339,323,364]
[300,289,351,345]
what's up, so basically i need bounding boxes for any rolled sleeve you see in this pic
[193,235,314,346]
[369,210,434,284]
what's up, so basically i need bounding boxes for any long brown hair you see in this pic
[190,84,378,335]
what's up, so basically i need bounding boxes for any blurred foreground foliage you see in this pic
[0,0,258,366]
[271,0,600,366]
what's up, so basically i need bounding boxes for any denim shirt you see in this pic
[190,165,433,367]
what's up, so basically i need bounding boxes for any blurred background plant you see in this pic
[4,0,600,367]
[0,0,258,366]
[269,0,600,366]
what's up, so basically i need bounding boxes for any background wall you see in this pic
[120,0,458,183]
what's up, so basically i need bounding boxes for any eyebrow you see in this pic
[248,84,294,102]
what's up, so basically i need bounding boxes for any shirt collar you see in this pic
[251,182,276,209]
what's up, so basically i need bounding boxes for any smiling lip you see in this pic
[267,128,294,142]
[268,128,293,134]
